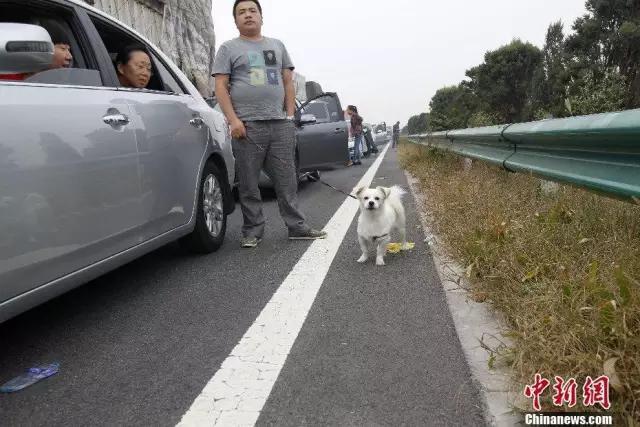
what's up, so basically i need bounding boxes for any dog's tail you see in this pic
[388,185,406,200]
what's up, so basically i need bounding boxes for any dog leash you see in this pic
[240,132,358,200]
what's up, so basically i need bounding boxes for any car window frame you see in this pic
[297,92,343,124]
[0,0,108,89]
[82,9,188,96]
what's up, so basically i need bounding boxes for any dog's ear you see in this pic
[355,186,366,197]
[377,186,391,198]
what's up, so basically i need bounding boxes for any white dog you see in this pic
[355,185,409,266]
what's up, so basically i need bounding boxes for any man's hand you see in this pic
[229,118,247,140]
[215,74,246,139]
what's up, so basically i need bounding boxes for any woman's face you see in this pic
[118,51,152,88]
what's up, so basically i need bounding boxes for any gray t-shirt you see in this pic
[213,36,294,121]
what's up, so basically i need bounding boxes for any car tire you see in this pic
[180,161,228,253]
[307,170,320,182]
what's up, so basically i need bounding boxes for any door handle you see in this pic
[334,129,345,134]
[190,117,204,128]
[103,113,129,126]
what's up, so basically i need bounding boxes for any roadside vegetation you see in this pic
[399,140,640,423]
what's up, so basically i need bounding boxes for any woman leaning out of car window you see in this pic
[115,44,152,89]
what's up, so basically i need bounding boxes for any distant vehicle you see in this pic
[207,92,349,185]
[370,123,390,145]
[0,0,236,323]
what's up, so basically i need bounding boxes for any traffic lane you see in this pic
[258,148,486,426]
[0,157,372,426]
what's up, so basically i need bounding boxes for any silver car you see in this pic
[0,0,235,323]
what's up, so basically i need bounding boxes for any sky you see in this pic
[211,0,588,126]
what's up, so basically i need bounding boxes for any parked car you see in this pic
[0,0,236,323]
[372,123,390,145]
[207,92,348,185]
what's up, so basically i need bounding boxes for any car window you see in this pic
[302,102,330,123]
[89,15,184,94]
[150,52,184,94]
[299,94,342,123]
[0,4,101,87]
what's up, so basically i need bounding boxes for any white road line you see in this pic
[178,143,391,427]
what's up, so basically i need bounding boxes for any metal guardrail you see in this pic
[407,109,640,203]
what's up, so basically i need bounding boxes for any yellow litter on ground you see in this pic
[386,242,415,253]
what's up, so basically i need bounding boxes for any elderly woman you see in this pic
[115,44,153,88]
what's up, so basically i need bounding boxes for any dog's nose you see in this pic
[368,201,375,207]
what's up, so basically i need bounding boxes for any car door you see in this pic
[296,92,349,170]
[86,15,209,239]
[0,4,143,303]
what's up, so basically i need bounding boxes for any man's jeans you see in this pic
[232,120,309,238]
[353,134,363,162]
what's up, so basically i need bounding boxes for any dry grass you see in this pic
[399,140,640,424]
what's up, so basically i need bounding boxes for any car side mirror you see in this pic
[0,23,54,73]
[298,113,317,125]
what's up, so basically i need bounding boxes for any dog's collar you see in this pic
[372,233,389,241]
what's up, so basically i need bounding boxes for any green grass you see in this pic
[399,140,640,424]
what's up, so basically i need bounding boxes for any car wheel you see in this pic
[307,170,320,182]
[180,161,228,253]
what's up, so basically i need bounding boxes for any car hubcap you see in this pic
[203,174,224,237]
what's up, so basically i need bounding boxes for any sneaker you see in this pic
[240,236,262,248]
[288,228,328,240]
[347,160,353,166]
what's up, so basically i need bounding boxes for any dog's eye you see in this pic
[374,197,380,201]
[364,197,369,200]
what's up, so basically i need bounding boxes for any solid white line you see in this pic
[177,143,391,427]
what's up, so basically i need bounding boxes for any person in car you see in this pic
[115,44,152,89]
[0,20,73,81]
[213,0,327,248]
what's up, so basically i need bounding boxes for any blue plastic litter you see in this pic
[0,363,60,393]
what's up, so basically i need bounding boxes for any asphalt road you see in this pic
[0,144,486,426]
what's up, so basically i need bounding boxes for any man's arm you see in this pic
[282,68,296,117]
[215,74,246,138]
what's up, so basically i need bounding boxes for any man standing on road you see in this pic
[392,121,401,148]
[213,0,327,248]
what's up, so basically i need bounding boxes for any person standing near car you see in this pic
[346,105,364,165]
[213,0,327,248]
[392,121,401,148]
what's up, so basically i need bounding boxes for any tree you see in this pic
[428,85,478,131]
[540,21,570,117]
[466,40,543,123]
[565,0,640,108]
[406,113,430,134]
[567,69,626,115]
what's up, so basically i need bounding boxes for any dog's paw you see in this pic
[375,257,386,266]
[357,255,368,263]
